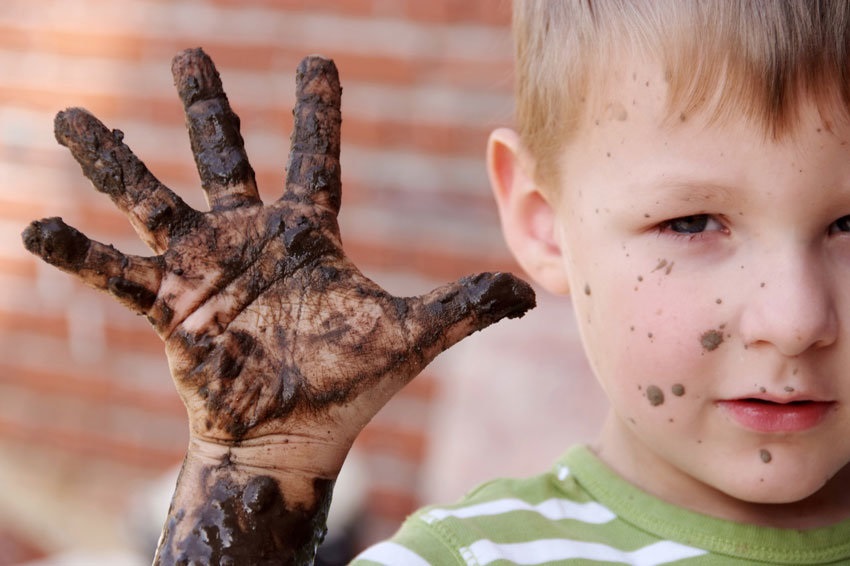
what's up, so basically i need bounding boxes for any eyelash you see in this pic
[828,215,850,235]
[656,214,726,240]
[656,214,850,238]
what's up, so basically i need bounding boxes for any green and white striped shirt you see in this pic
[352,446,850,565]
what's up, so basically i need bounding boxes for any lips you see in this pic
[717,398,836,433]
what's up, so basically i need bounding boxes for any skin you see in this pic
[21,48,535,564]
[490,57,850,529]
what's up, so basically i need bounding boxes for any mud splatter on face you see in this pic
[584,283,591,296]
[700,329,724,352]
[760,449,772,463]
[646,385,664,406]
[671,383,685,397]
[653,259,668,272]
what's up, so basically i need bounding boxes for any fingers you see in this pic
[406,272,536,365]
[54,108,201,254]
[283,56,342,216]
[172,48,261,211]
[22,217,163,315]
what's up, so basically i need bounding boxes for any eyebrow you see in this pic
[643,179,738,207]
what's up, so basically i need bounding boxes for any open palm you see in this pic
[22,48,534,479]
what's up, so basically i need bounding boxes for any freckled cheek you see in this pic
[581,281,718,406]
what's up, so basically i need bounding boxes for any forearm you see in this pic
[153,437,335,566]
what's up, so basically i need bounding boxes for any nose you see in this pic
[738,250,838,356]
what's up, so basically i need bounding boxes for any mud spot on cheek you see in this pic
[584,283,591,296]
[700,329,724,352]
[671,383,685,397]
[646,385,665,406]
[760,449,772,463]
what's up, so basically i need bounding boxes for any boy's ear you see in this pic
[487,128,571,295]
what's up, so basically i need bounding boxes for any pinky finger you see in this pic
[22,217,163,315]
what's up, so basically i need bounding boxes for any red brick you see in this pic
[196,0,376,18]
[0,256,36,279]
[364,486,420,521]
[0,529,48,565]
[397,372,439,401]
[0,26,511,90]
[0,413,184,470]
[356,424,428,462]
[0,310,67,341]
[0,363,183,416]
[345,237,521,283]
[405,0,511,26]
[183,0,509,26]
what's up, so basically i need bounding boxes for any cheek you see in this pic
[577,273,729,411]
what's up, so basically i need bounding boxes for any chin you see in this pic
[717,463,835,506]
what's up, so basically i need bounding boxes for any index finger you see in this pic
[282,56,342,216]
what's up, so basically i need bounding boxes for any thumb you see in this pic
[405,272,536,366]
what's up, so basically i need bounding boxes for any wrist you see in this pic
[188,430,347,499]
[155,437,336,565]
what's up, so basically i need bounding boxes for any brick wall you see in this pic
[0,0,604,562]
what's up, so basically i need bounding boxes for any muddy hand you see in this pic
[22,48,536,566]
[22,48,535,466]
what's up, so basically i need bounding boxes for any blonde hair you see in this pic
[514,0,850,189]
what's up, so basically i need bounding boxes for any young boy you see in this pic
[21,1,850,565]
[353,1,850,564]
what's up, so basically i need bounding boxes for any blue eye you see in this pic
[665,215,713,234]
[829,216,850,234]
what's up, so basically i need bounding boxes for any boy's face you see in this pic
[495,60,850,525]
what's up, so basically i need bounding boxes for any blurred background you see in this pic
[0,0,605,564]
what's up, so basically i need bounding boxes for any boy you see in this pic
[354,1,850,564]
[21,1,850,565]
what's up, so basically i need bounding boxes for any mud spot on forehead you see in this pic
[646,385,664,406]
[700,329,724,352]
[760,449,772,463]
[671,383,685,397]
